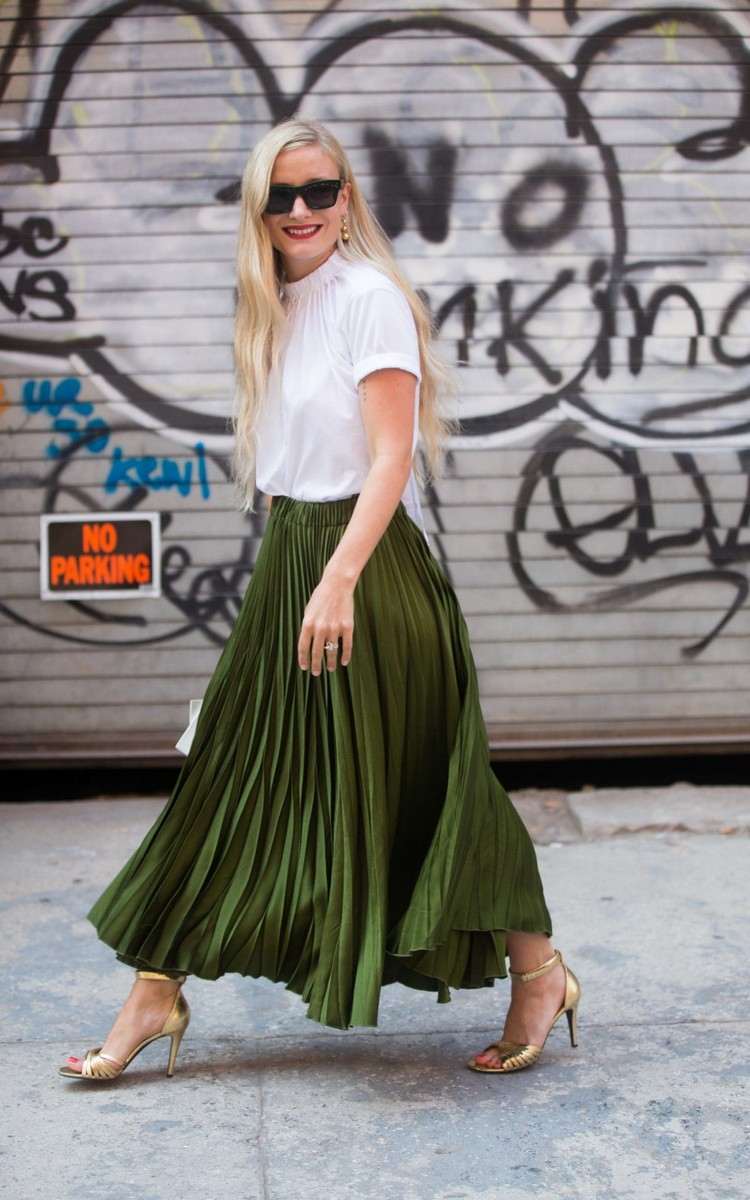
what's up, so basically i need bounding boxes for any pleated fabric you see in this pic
[86,494,552,1030]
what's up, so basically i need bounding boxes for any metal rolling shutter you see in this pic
[2,2,750,763]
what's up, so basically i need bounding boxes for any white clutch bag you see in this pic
[175,697,203,756]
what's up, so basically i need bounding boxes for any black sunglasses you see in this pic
[264,178,343,215]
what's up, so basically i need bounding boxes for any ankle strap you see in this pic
[136,969,187,983]
[508,948,561,982]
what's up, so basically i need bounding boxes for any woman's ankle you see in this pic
[506,932,555,974]
[129,977,182,1007]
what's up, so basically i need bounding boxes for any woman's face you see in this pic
[261,143,351,280]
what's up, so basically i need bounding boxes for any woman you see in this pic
[59,117,580,1082]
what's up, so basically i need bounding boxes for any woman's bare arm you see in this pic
[325,365,417,586]
[297,365,418,674]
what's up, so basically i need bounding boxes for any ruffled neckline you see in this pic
[281,247,346,302]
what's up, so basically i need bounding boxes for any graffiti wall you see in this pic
[2,0,750,761]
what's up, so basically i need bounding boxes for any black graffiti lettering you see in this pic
[501,161,589,250]
[0,206,72,321]
[162,542,252,634]
[0,273,25,316]
[0,211,23,259]
[0,210,67,259]
[20,215,67,258]
[0,207,72,321]
[623,284,704,376]
[27,270,75,322]
[488,271,575,385]
[507,430,750,658]
[711,285,750,367]
[0,268,75,322]
[433,285,477,366]
[588,258,615,380]
[363,127,456,243]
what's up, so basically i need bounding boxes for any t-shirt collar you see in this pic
[281,247,346,302]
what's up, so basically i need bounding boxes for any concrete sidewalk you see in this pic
[1,783,748,1200]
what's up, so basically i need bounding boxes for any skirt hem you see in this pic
[101,915,554,1031]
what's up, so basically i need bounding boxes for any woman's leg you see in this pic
[471,931,567,1069]
[63,972,185,1074]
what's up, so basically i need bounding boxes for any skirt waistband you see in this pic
[270,493,401,527]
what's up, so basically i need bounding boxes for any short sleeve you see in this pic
[342,286,422,387]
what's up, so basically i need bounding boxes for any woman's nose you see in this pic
[289,195,313,219]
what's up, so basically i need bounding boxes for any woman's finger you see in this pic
[340,623,353,667]
[297,618,313,670]
[324,636,340,672]
[309,628,328,676]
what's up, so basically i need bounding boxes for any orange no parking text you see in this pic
[49,521,152,588]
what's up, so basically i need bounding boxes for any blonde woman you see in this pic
[59,118,580,1082]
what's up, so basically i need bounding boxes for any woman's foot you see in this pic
[471,937,567,1070]
[63,975,184,1074]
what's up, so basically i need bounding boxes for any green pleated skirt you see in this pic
[86,493,552,1030]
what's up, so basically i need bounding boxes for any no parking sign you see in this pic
[40,512,161,601]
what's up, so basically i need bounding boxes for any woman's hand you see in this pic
[298,575,355,674]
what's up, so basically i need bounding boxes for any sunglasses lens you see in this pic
[265,187,295,214]
[304,181,340,209]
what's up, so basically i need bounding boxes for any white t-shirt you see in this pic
[253,247,430,545]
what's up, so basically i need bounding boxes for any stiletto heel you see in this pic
[566,1002,578,1047]
[58,969,190,1082]
[166,1032,181,1076]
[467,947,581,1073]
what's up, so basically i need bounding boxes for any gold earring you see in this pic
[340,215,350,243]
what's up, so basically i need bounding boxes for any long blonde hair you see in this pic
[231,116,459,513]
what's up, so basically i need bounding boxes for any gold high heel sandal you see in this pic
[466,947,581,1073]
[58,970,190,1081]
